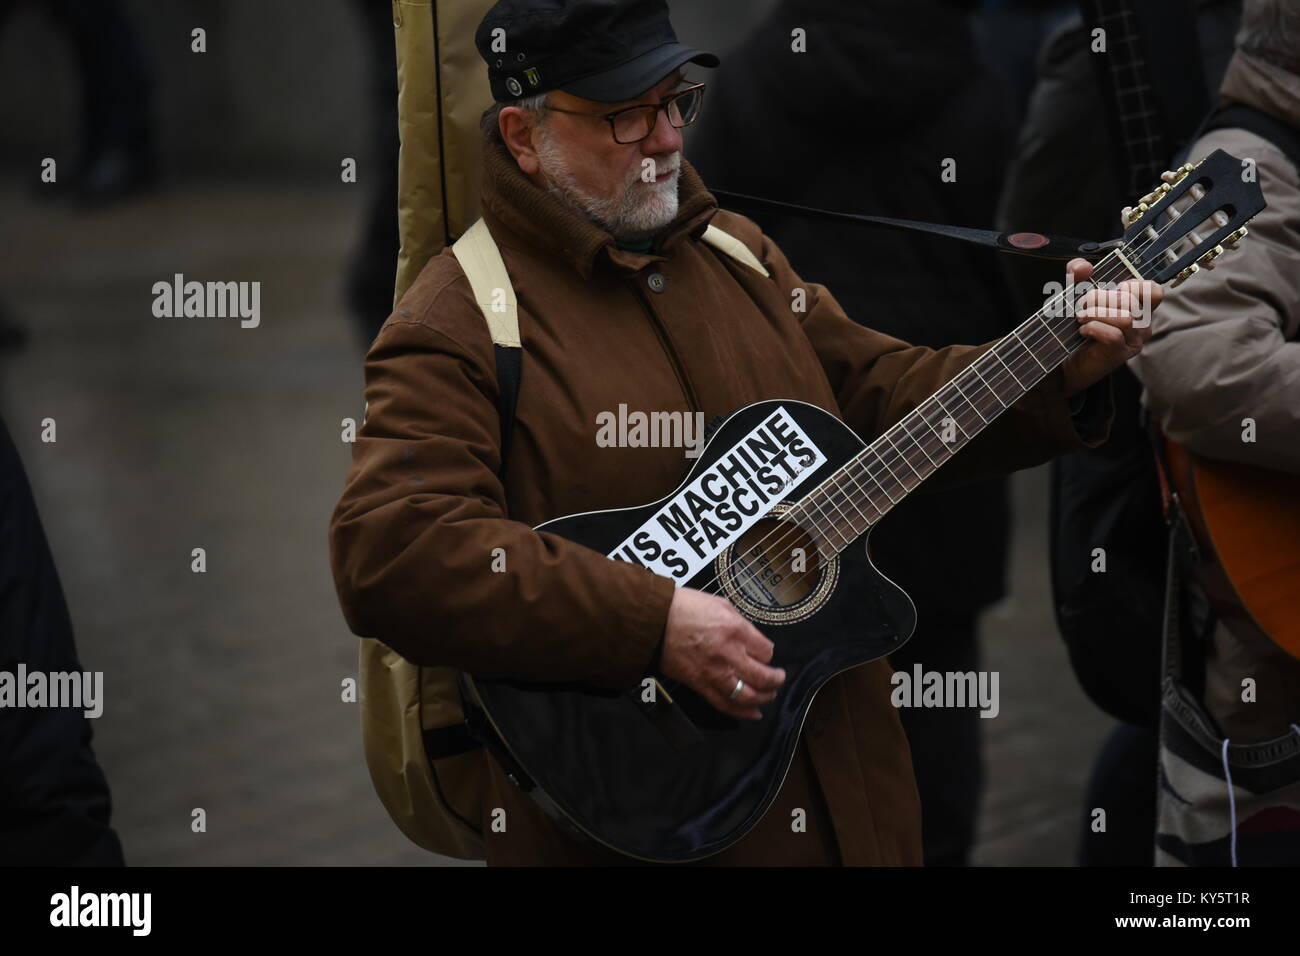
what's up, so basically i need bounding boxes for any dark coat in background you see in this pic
[690,0,1019,616]
[0,417,124,866]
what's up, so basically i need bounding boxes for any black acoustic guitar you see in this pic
[462,151,1264,862]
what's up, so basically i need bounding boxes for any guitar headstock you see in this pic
[1119,149,1266,285]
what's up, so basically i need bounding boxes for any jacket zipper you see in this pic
[631,282,701,416]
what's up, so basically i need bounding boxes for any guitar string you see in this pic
[681,257,1118,602]
[707,199,1222,603]
[796,184,1230,548]
[684,198,1226,608]
[696,259,1119,603]
[718,236,1182,602]
[744,187,1224,564]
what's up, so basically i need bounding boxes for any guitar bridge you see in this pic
[625,679,704,754]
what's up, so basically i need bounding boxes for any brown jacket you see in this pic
[329,137,1113,865]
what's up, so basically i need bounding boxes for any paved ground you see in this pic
[0,180,1113,866]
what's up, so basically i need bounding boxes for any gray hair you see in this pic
[480,92,550,145]
[1236,0,1300,71]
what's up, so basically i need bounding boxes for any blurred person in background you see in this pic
[0,415,124,866]
[1129,0,1300,866]
[691,0,1020,866]
[0,0,158,203]
[344,0,402,348]
[997,0,1243,865]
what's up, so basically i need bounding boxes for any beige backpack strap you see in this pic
[701,224,770,278]
[451,219,521,348]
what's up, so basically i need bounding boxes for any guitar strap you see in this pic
[708,188,1107,263]
[451,216,774,469]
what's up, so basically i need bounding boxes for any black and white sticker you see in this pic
[609,406,827,583]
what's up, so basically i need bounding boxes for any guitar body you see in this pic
[1164,438,1300,660]
[465,400,916,862]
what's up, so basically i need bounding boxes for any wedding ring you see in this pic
[729,678,745,700]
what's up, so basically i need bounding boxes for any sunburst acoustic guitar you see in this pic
[1160,437,1300,660]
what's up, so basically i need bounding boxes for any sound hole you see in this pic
[718,503,839,625]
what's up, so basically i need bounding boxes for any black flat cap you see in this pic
[476,0,719,103]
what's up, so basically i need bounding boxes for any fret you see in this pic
[837,467,882,525]
[920,397,968,454]
[978,353,1024,408]
[860,451,900,506]
[1012,327,1050,372]
[1109,67,1149,84]
[842,463,887,525]
[931,394,970,440]
[870,445,912,501]
[1098,9,1136,25]
[1029,321,1071,366]
[919,402,956,451]
[822,522,851,555]
[824,496,860,552]
[968,364,1009,411]
[990,347,1028,390]
[817,508,859,554]
[810,510,848,554]
[885,432,926,483]
[840,485,873,530]
[1036,311,1071,350]
[799,491,841,548]
[818,472,856,532]
[831,470,873,534]
[874,439,919,493]
[900,412,943,467]
[950,378,989,425]
[997,338,1042,390]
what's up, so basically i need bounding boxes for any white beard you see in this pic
[536,127,681,242]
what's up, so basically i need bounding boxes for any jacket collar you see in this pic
[478,137,719,279]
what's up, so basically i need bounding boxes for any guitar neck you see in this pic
[1083,0,1172,196]
[799,251,1118,555]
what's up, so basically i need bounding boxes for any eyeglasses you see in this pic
[543,83,706,145]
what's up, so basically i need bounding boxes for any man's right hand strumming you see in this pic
[660,587,787,720]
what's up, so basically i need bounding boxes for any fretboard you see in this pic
[795,250,1117,556]
[1083,0,1170,197]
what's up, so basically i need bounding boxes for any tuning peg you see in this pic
[1123,201,1151,226]
[1198,244,1224,269]
[1172,262,1200,287]
[1136,182,1173,208]
[1170,163,1195,184]
[1225,226,1248,247]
